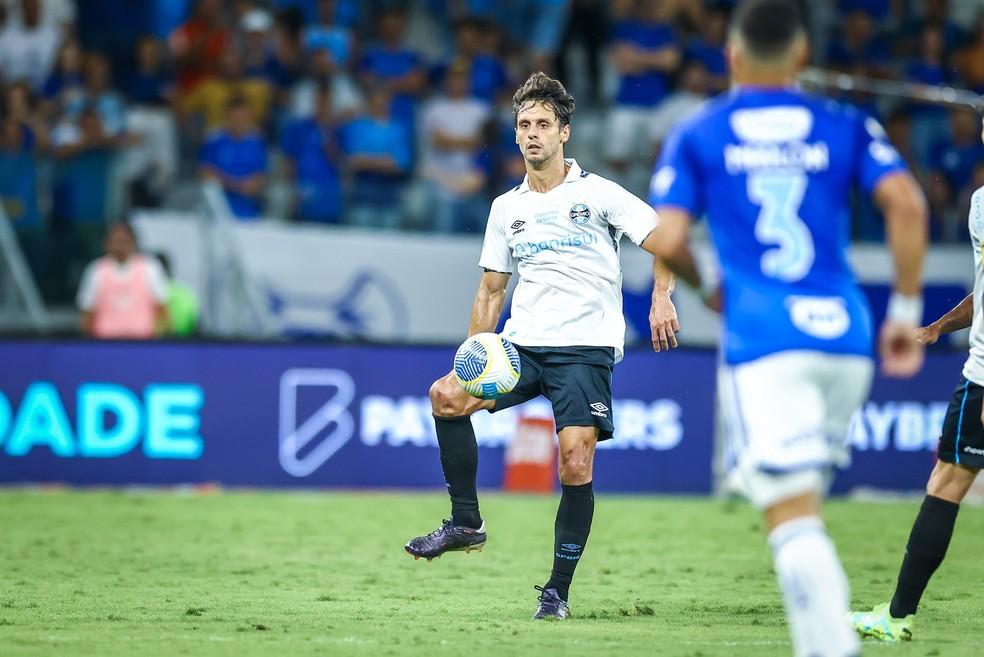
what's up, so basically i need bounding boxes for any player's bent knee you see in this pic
[558,450,592,485]
[738,468,825,513]
[429,379,466,418]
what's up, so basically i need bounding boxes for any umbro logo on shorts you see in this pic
[590,402,609,417]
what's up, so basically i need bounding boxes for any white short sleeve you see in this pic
[603,179,658,245]
[478,198,514,273]
[75,261,100,311]
[144,257,170,303]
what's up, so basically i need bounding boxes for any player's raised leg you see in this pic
[533,425,598,620]
[404,373,492,561]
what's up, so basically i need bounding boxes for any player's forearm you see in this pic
[878,173,928,297]
[642,220,700,292]
[933,294,974,335]
[653,258,675,296]
[467,286,506,336]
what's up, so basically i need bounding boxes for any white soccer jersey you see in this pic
[963,186,984,386]
[479,159,657,361]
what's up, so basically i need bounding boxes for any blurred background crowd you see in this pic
[1,0,984,312]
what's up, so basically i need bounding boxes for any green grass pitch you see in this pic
[2,490,982,656]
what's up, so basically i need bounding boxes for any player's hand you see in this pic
[915,322,941,345]
[879,320,925,378]
[650,291,680,352]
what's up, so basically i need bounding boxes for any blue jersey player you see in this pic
[648,1,929,656]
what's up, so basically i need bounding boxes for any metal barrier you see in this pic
[199,180,277,337]
[0,204,48,332]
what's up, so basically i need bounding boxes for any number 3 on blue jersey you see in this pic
[748,172,814,282]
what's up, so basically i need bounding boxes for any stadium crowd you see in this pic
[2,0,984,302]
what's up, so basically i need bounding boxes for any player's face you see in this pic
[515,102,570,167]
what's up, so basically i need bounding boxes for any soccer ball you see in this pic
[453,333,522,400]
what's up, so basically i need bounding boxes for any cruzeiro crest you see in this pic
[569,203,591,225]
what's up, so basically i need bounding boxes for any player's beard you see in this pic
[523,142,553,168]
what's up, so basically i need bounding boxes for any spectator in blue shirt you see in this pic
[605,0,681,173]
[62,53,127,137]
[242,8,300,94]
[41,39,83,117]
[685,4,728,92]
[502,0,570,74]
[433,17,510,105]
[304,0,354,71]
[199,97,268,219]
[901,0,965,56]
[281,82,344,223]
[340,87,412,230]
[928,108,984,222]
[905,23,953,164]
[125,36,174,107]
[0,116,44,283]
[826,9,891,76]
[51,106,125,299]
[358,8,427,133]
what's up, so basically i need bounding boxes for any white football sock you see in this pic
[768,516,860,657]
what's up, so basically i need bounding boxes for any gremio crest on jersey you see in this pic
[569,203,591,225]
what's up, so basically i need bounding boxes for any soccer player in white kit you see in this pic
[405,73,680,619]
[852,115,984,642]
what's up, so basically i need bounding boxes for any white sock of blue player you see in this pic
[769,516,860,657]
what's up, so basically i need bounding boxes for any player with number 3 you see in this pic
[647,1,929,656]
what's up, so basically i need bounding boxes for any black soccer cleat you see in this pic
[405,518,486,561]
[532,586,570,620]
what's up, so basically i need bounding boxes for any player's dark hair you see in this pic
[732,0,805,60]
[512,72,575,127]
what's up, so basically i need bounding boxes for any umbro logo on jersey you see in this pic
[510,220,526,234]
[569,203,591,225]
[590,402,609,417]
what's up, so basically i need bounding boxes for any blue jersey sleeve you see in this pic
[854,114,907,195]
[198,136,219,167]
[649,125,702,217]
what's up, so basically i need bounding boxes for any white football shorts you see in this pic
[718,350,874,509]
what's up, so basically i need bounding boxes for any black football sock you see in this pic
[889,495,960,618]
[434,415,482,529]
[545,481,594,602]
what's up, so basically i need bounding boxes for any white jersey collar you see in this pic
[518,158,582,194]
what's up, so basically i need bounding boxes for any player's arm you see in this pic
[917,293,974,345]
[642,209,720,310]
[872,171,929,377]
[640,235,681,351]
[467,269,510,336]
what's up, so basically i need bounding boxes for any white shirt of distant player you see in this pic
[76,255,169,311]
[963,186,984,386]
[479,159,657,362]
